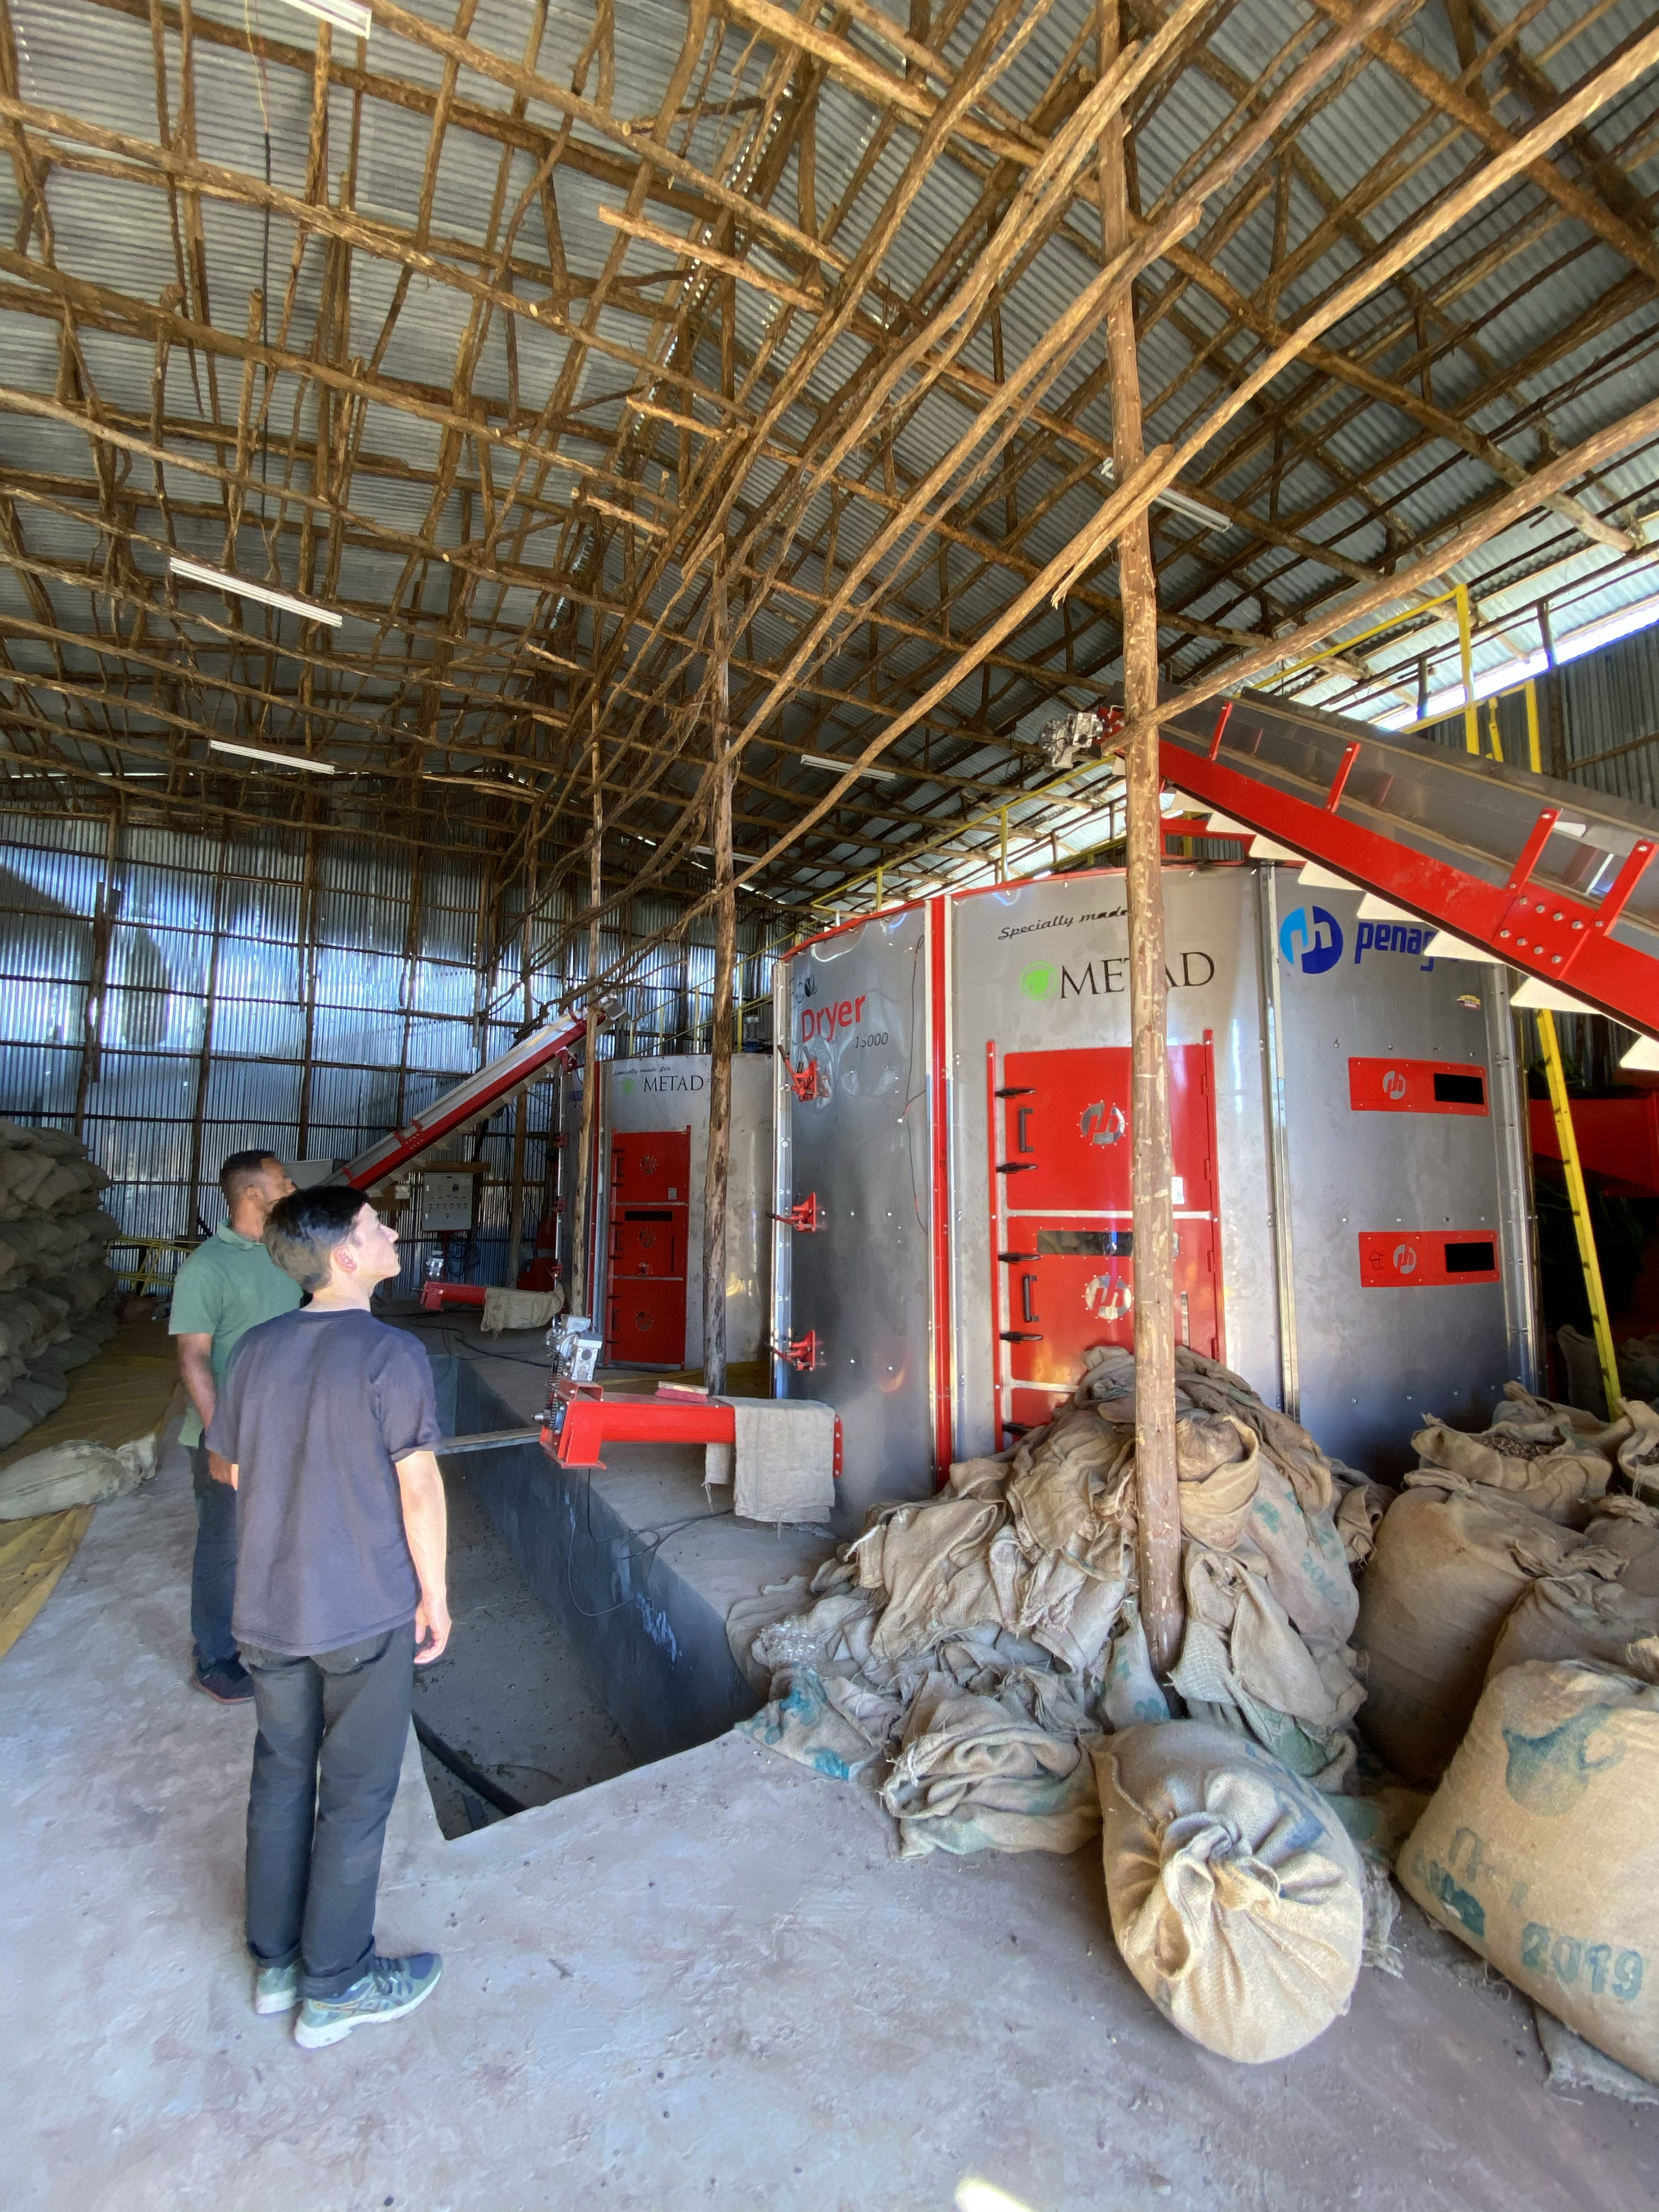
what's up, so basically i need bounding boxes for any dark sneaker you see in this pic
[294,1953,443,2050]
[255,1962,301,2015]
[191,1658,253,1703]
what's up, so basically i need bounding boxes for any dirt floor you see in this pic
[3,1415,1657,2211]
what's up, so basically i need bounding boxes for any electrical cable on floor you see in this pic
[409,1713,528,1818]
[563,1470,735,1621]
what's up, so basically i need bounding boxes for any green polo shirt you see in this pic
[169,1223,302,1447]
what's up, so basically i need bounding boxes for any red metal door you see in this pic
[607,1279,689,1364]
[611,1128,691,1204]
[992,1043,1222,1436]
[605,1127,690,1365]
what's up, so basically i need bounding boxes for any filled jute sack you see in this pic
[1583,1494,1659,1596]
[1356,1482,1587,1784]
[1094,1721,1364,2064]
[1487,1572,1659,1685]
[1400,1661,1659,2083]
[0,1432,157,1520]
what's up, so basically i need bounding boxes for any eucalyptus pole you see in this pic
[702,551,735,1396]
[1102,0,1183,1678]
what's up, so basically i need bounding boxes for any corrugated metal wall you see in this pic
[0,812,778,1295]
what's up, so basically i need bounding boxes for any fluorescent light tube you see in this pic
[208,738,336,775]
[277,0,372,35]
[1099,459,1229,534]
[170,556,345,629]
[798,752,898,783]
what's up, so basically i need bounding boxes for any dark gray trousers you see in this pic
[188,1446,239,1671]
[240,1621,415,1999]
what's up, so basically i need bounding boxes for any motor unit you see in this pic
[771,863,1536,1526]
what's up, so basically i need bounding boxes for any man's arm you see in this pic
[174,1332,227,1474]
[394,1448,450,1663]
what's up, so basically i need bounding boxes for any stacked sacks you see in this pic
[0,1119,120,1451]
[732,1347,1366,1863]
[1400,1661,1659,2084]
[1356,1387,1656,1784]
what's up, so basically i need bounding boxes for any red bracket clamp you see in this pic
[786,1057,825,1103]
[777,1330,823,1372]
[774,1193,824,1232]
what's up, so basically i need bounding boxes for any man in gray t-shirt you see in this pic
[208,1185,449,2050]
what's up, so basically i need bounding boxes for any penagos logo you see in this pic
[1279,905,1344,975]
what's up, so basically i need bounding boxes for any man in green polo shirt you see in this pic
[171,1150,299,1701]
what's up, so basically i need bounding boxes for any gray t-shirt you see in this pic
[207,1308,441,1658]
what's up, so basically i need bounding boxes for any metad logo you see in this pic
[1020,962,1059,1001]
[1279,905,1344,975]
[620,1076,636,1095]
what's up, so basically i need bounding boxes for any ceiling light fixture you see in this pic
[799,751,898,783]
[1099,459,1230,534]
[207,738,336,775]
[169,556,345,629]
[275,0,372,37]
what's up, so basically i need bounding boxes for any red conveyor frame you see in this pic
[1156,693,1659,1041]
[339,1013,590,1189]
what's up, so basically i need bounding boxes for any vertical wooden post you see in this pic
[703,553,735,1397]
[570,710,603,1317]
[74,804,121,1139]
[505,853,535,1286]
[185,830,231,1239]
[1102,0,1182,1678]
[1539,602,1568,777]
[295,820,320,1159]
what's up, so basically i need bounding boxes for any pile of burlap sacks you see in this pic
[730,1345,1392,2064]
[1355,1385,1659,2088]
[0,1118,121,1452]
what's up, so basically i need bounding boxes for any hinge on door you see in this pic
[776,1329,823,1372]
[774,1193,824,1232]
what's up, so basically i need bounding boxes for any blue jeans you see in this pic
[240,1622,416,1999]
[189,1447,240,1671]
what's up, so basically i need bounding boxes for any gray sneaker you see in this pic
[293,1953,443,2049]
[254,1961,301,2015]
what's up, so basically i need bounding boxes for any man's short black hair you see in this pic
[264,1187,369,1291]
[220,1149,282,1207]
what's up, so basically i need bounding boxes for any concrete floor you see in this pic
[4,1421,1658,2208]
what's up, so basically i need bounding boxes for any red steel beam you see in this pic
[341,1013,590,1189]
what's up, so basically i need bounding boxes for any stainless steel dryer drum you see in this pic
[596,1053,774,1372]
[773,864,1536,1524]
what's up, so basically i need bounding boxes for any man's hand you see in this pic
[414,1591,452,1664]
[207,1449,236,1488]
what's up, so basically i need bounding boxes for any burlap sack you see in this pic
[1400,1661,1659,2083]
[1413,1412,1616,1526]
[1175,1409,1260,1549]
[1583,1494,1659,1596]
[1487,1574,1659,1684]
[1621,1401,1659,1510]
[0,1432,157,1519]
[1094,1721,1365,2064]
[1356,1483,1585,1783]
